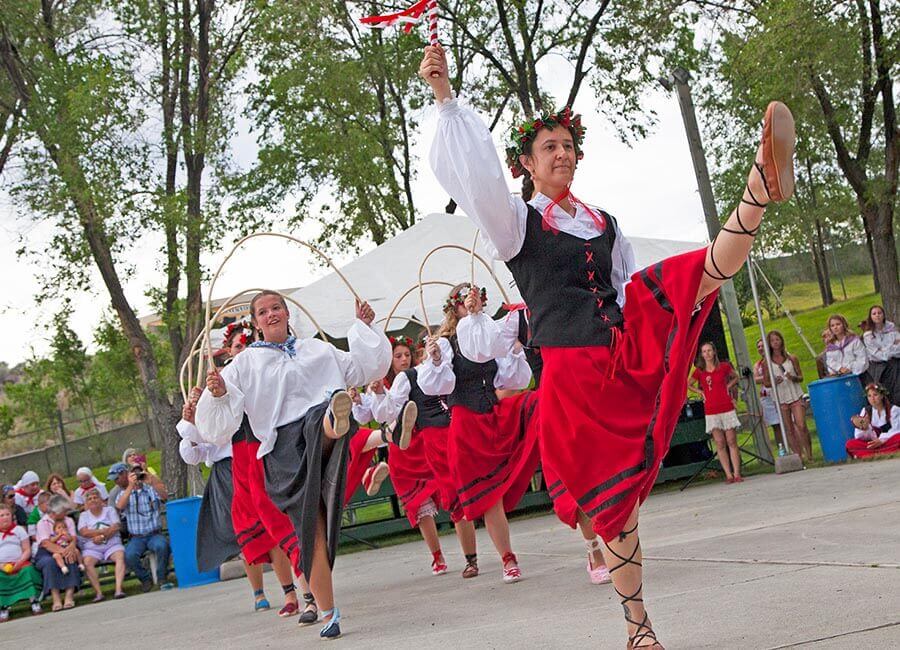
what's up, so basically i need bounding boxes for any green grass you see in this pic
[778,274,875,314]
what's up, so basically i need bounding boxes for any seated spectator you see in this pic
[689,342,744,483]
[44,473,74,503]
[846,383,900,458]
[26,492,50,549]
[0,503,42,621]
[77,488,126,601]
[2,486,27,526]
[106,463,129,512]
[117,464,173,591]
[14,471,41,516]
[824,314,868,378]
[862,305,900,404]
[122,448,167,495]
[34,495,81,611]
[72,467,109,508]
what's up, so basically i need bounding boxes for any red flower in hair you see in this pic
[533,119,544,129]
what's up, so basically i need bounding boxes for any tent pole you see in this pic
[663,68,772,463]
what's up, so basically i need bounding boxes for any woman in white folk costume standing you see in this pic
[420,42,795,647]
[420,284,540,583]
[197,291,391,639]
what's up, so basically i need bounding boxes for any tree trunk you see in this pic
[862,199,900,322]
[860,217,881,293]
[813,218,834,306]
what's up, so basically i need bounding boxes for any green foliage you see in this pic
[732,263,785,326]
[0,405,14,438]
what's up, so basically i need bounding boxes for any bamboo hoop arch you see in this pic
[201,233,361,383]
[381,280,456,333]
[375,314,430,332]
[181,287,329,401]
[469,230,479,286]
[416,244,511,330]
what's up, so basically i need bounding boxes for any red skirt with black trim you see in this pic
[420,425,464,523]
[538,248,717,542]
[846,433,900,458]
[343,428,378,506]
[541,460,578,530]
[232,437,302,576]
[448,390,541,521]
[388,433,442,528]
[230,439,275,566]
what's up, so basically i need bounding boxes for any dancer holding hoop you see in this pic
[197,291,391,639]
[420,283,540,583]
[421,44,795,647]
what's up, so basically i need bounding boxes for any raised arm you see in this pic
[420,46,526,262]
[335,302,392,389]
[196,362,245,447]
[494,348,533,391]
[418,337,456,396]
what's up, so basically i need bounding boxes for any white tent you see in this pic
[286,213,703,338]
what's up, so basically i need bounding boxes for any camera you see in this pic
[131,465,146,481]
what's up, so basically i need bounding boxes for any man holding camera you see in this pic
[112,462,172,591]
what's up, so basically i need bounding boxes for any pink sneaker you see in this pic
[501,552,522,583]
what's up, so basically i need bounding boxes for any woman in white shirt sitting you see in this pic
[846,383,900,458]
[862,305,900,404]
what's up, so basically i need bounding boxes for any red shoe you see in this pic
[501,552,521,584]
[362,462,389,496]
[431,551,448,576]
[734,476,745,483]
[278,601,299,618]
[725,477,735,484]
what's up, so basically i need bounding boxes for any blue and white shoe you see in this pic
[319,607,341,640]
[253,589,270,612]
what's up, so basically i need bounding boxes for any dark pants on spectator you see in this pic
[125,532,170,584]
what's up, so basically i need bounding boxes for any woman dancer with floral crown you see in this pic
[198,291,391,639]
[421,42,795,648]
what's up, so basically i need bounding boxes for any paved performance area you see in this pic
[5,458,899,649]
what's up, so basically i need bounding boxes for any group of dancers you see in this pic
[175,45,795,648]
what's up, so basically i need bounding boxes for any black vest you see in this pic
[506,204,624,347]
[515,309,543,387]
[232,414,253,445]
[864,404,893,433]
[447,336,499,414]
[404,368,450,429]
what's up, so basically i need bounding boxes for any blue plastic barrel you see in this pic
[808,375,866,463]
[166,496,220,588]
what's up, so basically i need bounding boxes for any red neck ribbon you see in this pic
[540,187,606,235]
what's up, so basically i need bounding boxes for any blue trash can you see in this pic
[808,375,866,463]
[166,496,220,588]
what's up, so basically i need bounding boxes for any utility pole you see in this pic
[660,67,773,463]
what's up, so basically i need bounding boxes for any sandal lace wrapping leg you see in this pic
[605,524,660,649]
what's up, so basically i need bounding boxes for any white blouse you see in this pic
[177,420,232,465]
[853,405,900,441]
[417,318,533,397]
[824,336,869,376]
[370,366,428,424]
[430,98,635,307]
[863,323,900,362]
[196,320,391,458]
[351,391,379,425]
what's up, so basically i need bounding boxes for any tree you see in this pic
[694,0,899,320]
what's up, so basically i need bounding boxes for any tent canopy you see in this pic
[286,213,703,339]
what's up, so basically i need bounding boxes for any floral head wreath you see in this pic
[222,320,253,348]
[443,285,487,313]
[389,335,415,350]
[504,106,586,179]
[864,382,890,398]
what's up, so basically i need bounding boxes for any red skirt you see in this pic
[230,439,275,566]
[388,433,442,528]
[233,437,302,576]
[448,391,541,521]
[541,460,578,530]
[539,248,717,542]
[420,425,464,523]
[343,428,378,506]
[846,434,900,458]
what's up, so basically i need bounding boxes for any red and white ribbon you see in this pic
[361,0,439,44]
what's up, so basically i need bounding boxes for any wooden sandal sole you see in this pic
[761,101,795,202]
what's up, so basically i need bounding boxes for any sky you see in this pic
[0,54,728,367]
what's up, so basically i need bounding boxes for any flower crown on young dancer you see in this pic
[389,335,415,350]
[220,320,253,351]
[504,106,586,179]
[443,286,488,313]
[865,382,890,399]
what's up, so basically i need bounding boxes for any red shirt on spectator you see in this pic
[691,362,736,415]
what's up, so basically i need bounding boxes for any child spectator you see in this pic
[689,342,743,483]
[824,315,868,378]
[862,305,900,404]
[49,520,84,575]
[846,383,900,458]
